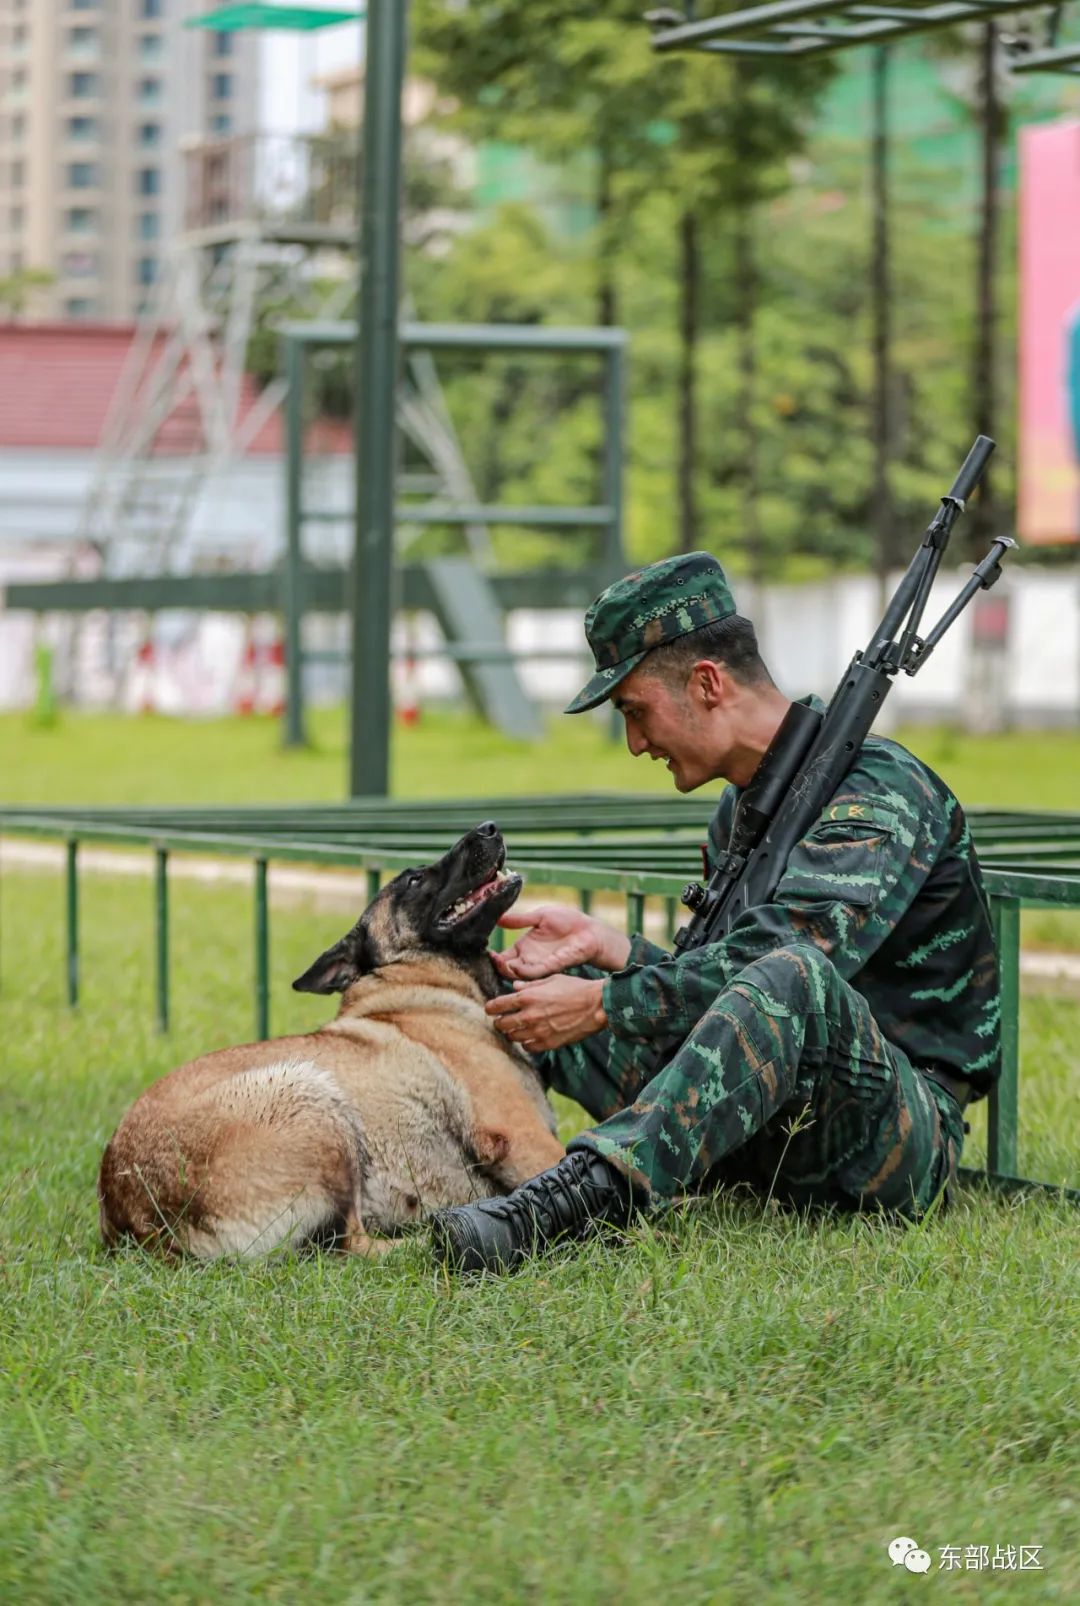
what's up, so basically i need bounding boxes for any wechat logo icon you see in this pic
[889,1536,933,1574]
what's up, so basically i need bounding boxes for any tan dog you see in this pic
[98,824,564,1258]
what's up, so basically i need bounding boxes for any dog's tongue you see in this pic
[463,871,500,909]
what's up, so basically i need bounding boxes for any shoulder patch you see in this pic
[821,802,898,831]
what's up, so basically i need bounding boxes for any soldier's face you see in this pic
[613,665,724,792]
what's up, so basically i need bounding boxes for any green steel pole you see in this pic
[988,895,1020,1177]
[602,341,627,584]
[282,335,308,749]
[350,0,408,797]
[65,838,79,1008]
[154,846,169,1034]
[254,857,270,1042]
[603,342,627,743]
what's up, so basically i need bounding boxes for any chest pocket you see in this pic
[779,810,899,911]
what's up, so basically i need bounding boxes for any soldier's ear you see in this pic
[292,925,375,994]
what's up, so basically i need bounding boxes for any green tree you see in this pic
[413,2,832,554]
[0,267,54,317]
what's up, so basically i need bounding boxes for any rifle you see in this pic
[673,435,1014,954]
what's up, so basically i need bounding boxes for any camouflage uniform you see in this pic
[547,552,1002,1221]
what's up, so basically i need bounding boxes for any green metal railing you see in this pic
[2,799,1078,1203]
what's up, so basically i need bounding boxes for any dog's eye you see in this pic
[406,872,424,888]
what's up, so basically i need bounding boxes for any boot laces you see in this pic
[486,1152,622,1242]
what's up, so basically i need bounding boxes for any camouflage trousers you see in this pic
[545,942,966,1221]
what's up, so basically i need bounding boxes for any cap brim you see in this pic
[564,650,648,715]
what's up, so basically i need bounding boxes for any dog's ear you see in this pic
[292,925,375,994]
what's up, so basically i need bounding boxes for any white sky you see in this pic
[258,12,364,137]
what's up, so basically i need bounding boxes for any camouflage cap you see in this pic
[565,551,737,714]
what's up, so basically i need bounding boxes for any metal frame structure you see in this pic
[2,799,1077,1203]
[1009,42,1080,72]
[7,318,627,759]
[648,0,1072,57]
[279,318,628,762]
[1006,4,1080,74]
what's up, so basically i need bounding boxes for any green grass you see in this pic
[2,713,1078,1597]
[3,706,1080,811]
[1,869,1078,1602]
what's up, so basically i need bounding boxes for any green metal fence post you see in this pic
[254,858,270,1042]
[366,869,381,906]
[65,838,79,1008]
[282,333,308,749]
[988,895,1020,1177]
[154,846,169,1034]
[350,0,408,798]
[627,892,646,937]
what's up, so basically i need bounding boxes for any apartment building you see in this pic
[0,1,258,321]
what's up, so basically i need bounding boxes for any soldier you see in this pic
[431,552,1002,1274]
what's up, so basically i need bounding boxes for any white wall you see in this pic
[2,447,1079,724]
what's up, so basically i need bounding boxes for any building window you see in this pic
[67,116,98,141]
[11,159,25,188]
[71,0,100,10]
[139,35,163,63]
[212,73,233,99]
[64,298,95,317]
[63,250,97,279]
[141,0,164,16]
[69,72,99,98]
[10,204,24,230]
[138,122,162,148]
[68,25,98,52]
[11,114,26,140]
[137,167,161,197]
[66,207,97,232]
[137,256,158,287]
[68,162,98,189]
[214,33,234,57]
[138,211,159,241]
[137,77,162,106]
[211,114,232,136]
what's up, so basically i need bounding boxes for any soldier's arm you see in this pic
[602,780,948,1046]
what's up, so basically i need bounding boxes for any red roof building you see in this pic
[0,322,352,455]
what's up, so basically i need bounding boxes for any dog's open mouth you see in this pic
[438,866,518,929]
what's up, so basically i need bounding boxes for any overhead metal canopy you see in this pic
[649,0,1069,58]
[184,3,361,31]
[1009,41,1080,71]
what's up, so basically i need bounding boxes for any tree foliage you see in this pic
[279,21,1038,579]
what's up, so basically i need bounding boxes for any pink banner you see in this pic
[1019,120,1080,544]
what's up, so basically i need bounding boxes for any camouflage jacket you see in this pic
[601,719,1002,1098]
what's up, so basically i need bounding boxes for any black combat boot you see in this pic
[430,1149,642,1274]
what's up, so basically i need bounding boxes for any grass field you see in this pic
[3,705,1080,811]
[0,870,1077,1602]
[2,712,1079,1600]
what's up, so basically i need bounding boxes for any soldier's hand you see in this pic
[486,976,608,1051]
[492,904,631,979]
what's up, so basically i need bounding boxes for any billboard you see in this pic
[1019,120,1080,544]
